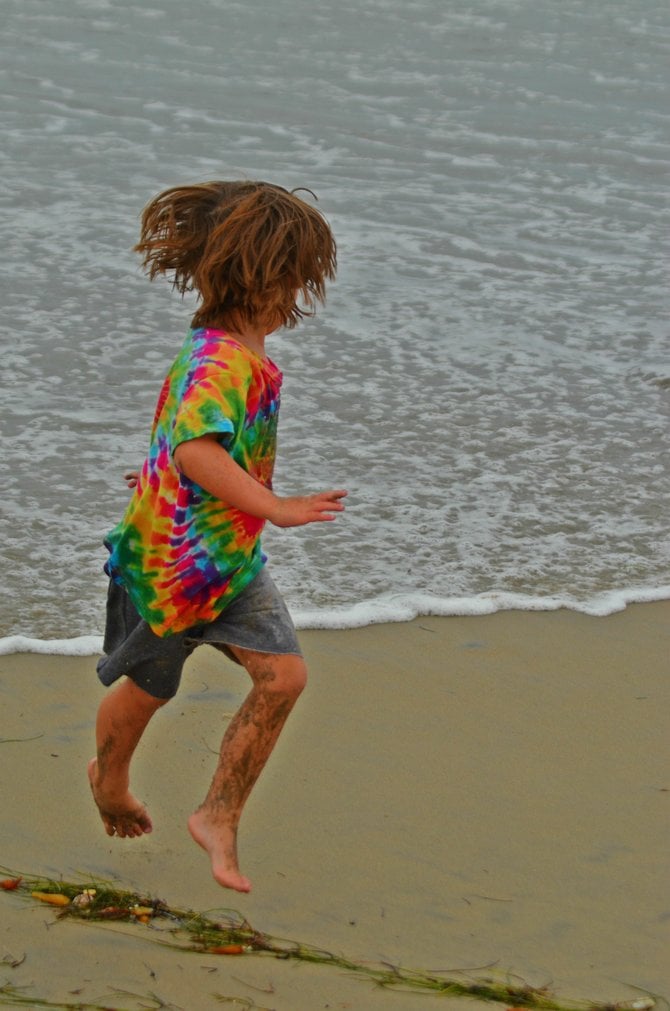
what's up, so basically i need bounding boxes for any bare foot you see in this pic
[188,808,251,892]
[88,758,153,838]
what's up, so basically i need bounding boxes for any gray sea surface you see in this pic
[1,0,669,641]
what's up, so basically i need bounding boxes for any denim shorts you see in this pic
[96,567,302,700]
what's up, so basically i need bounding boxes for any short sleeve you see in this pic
[170,370,246,454]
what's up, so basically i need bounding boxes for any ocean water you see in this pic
[1,0,668,653]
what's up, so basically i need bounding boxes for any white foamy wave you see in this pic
[0,635,103,657]
[293,585,670,629]
[1,585,668,656]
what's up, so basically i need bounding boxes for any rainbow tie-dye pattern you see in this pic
[104,328,282,637]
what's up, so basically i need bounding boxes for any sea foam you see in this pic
[1,585,667,657]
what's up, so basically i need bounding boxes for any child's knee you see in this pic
[249,653,307,699]
[280,656,307,698]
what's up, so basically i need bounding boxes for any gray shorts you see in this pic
[96,567,302,700]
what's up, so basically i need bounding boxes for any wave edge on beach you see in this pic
[2,584,668,657]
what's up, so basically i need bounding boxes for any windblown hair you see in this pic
[134,180,337,331]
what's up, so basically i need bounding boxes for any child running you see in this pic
[89,180,346,892]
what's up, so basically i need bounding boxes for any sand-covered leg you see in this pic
[89,677,167,838]
[188,650,306,892]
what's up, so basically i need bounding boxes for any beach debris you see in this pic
[0,868,659,1011]
[131,905,154,917]
[614,1002,656,1011]
[0,734,44,745]
[98,905,134,919]
[31,891,70,907]
[0,877,22,890]
[0,983,185,1009]
[212,996,273,1010]
[1,952,26,968]
[72,888,97,908]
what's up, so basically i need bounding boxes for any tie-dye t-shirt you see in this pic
[104,328,282,637]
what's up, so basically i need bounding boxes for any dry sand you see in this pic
[0,602,668,1010]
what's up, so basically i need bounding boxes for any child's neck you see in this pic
[223,322,272,360]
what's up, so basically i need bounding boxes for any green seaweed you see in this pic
[0,984,181,1010]
[1,868,661,1011]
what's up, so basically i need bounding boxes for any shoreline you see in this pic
[2,581,670,655]
[0,602,668,1009]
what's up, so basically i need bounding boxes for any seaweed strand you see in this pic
[1,869,659,1011]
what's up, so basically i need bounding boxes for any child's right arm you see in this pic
[174,434,347,528]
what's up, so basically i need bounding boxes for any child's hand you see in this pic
[269,490,347,528]
[123,471,140,489]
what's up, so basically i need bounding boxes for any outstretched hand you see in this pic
[124,449,346,528]
[269,489,348,528]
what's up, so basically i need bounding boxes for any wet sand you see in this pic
[1,603,668,1010]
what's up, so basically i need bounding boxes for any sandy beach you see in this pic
[1,602,667,1010]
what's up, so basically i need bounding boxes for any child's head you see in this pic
[134,180,336,332]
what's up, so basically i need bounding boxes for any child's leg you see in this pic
[188,648,307,893]
[88,677,168,838]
